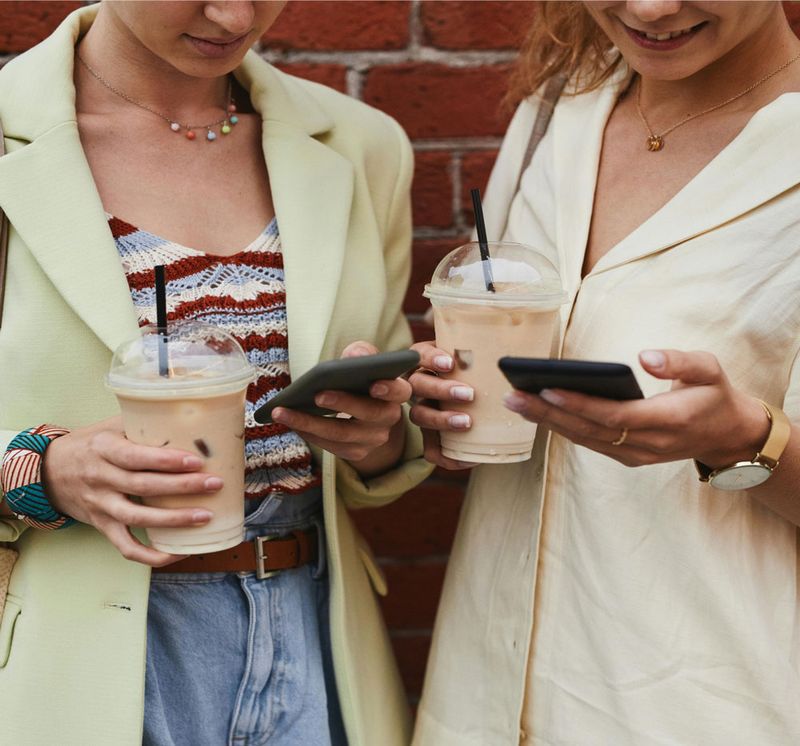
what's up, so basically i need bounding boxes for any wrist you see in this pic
[1,425,75,530]
[697,395,769,469]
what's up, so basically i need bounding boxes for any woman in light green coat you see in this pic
[0,3,430,744]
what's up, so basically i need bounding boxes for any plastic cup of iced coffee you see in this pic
[424,241,566,463]
[107,321,254,554]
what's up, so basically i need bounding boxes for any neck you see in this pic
[638,10,800,122]
[76,4,229,122]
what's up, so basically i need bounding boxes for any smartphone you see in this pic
[498,357,644,400]
[253,349,421,423]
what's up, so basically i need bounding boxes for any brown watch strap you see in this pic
[152,527,318,575]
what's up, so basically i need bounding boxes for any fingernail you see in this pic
[316,393,335,407]
[504,392,528,413]
[451,385,474,401]
[271,408,287,423]
[371,383,389,397]
[434,355,454,371]
[448,414,471,429]
[182,455,203,469]
[539,389,564,406]
[192,510,213,523]
[204,477,223,491]
[640,350,665,368]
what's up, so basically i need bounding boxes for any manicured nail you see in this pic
[448,414,471,429]
[451,385,474,401]
[539,389,564,406]
[192,510,213,523]
[182,455,203,469]
[503,392,528,413]
[371,383,389,397]
[204,477,223,491]
[640,350,665,368]
[434,355,454,371]
[316,393,335,407]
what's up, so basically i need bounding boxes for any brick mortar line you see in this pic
[413,137,503,151]
[259,48,517,67]
[413,226,467,240]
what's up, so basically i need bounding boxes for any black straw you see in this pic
[470,188,495,292]
[154,265,169,377]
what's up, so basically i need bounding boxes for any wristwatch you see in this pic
[695,400,792,490]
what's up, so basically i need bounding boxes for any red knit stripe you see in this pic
[168,292,287,320]
[250,373,292,401]
[108,216,138,238]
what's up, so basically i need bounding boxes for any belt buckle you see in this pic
[255,534,283,580]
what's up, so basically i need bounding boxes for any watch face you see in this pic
[710,463,772,491]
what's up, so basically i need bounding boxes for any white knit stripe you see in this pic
[3,450,40,487]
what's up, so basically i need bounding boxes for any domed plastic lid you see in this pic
[423,241,567,308]
[107,320,254,398]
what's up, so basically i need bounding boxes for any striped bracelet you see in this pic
[1,425,75,530]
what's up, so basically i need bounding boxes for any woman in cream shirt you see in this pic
[412,1,800,744]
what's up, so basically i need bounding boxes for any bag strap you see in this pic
[501,73,568,239]
[0,120,7,329]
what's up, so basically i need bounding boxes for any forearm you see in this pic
[748,424,800,526]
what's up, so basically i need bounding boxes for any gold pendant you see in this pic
[647,135,664,152]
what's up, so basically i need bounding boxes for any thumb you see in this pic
[341,340,378,359]
[639,349,724,387]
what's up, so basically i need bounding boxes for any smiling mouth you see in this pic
[626,21,707,41]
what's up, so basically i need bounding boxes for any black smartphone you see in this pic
[498,357,644,400]
[253,349,421,423]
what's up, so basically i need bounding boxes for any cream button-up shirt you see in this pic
[414,74,800,746]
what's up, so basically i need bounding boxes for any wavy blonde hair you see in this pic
[507,2,624,105]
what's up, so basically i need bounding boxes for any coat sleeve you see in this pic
[336,116,434,509]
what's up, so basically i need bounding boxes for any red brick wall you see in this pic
[4,0,800,710]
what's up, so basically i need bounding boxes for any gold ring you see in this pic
[611,427,628,446]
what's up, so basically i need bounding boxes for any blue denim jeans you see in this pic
[143,489,347,746]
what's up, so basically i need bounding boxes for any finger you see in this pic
[409,401,472,432]
[285,426,385,463]
[341,340,378,358]
[96,431,206,472]
[105,464,224,498]
[315,391,400,425]
[103,495,214,529]
[411,341,454,374]
[408,369,474,403]
[368,377,413,403]
[99,520,186,567]
[273,406,388,444]
[421,428,476,470]
[504,390,624,444]
[639,349,724,387]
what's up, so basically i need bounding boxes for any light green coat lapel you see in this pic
[0,6,355,375]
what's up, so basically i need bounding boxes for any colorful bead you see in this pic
[230,115,239,125]
[207,130,217,141]
[228,103,237,113]
[170,122,180,132]
[221,124,231,135]
[186,130,196,140]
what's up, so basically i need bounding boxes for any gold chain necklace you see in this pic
[77,54,238,142]
[635,50,800,152]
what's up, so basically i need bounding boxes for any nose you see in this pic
[203,1,256,36]
[626,1,682,23]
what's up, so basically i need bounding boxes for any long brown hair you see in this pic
[507,2,624,105]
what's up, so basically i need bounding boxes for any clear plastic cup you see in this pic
[107,321,254,553]
[424,242,567,463]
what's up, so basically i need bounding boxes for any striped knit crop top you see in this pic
[108,215,320,501]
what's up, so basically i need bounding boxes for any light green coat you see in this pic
[0,7,431,745]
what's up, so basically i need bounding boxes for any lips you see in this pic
[186,33,249,59]
[623,21,707,51]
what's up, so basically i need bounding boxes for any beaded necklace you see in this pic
[77,54,239,142]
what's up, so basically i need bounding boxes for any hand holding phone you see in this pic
[254,349,420,424]
[498,357,644,400]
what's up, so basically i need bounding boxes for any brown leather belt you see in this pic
[152,527,318,580]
